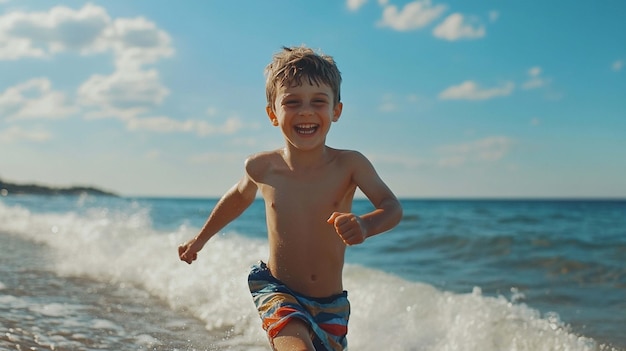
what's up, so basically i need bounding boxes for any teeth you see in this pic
[295,124,318,134]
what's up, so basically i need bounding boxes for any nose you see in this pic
[298,103,314,116]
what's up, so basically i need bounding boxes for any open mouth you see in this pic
[294,123,319,135]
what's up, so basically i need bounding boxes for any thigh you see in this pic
[271,318,315,351]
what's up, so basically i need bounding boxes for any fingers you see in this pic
[327,212,366,245]
[337,229,361,245]
[327,212,352,228]
[341,227,366,245]
[335,216,356,233]
[178,244,197,264]
[177,244,186,257]
[327,212,340,224]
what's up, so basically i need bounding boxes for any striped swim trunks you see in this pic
[248,261,350,351]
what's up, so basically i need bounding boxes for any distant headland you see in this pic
[0,178,118,197]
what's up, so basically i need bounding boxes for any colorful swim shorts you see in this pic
[248,261,350,351]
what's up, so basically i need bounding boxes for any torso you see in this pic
[246,147,357,297]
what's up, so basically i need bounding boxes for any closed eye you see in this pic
[312,99,329,106]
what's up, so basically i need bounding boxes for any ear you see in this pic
[266,106,279,126]
[332,102,343,122]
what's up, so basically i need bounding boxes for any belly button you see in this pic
[311,274,317,281]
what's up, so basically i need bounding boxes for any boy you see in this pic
[178,46,402,351]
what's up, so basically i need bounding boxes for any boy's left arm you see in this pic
[327,152,403,245]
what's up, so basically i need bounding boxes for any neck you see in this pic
[282,144,331,170]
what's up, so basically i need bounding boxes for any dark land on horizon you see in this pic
[0,178,118,197]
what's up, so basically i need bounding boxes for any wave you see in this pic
[0,201,616,350]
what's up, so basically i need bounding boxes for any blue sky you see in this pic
[1,0,625,198]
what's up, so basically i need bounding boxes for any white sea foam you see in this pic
[29,302,80,317]
[0,201,613,350]
[345,268,598,350]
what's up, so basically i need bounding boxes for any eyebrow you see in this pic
[280,91,331,98]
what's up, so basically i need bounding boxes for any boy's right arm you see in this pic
[178,172,258,264]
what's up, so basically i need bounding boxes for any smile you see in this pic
[294,123,319,135]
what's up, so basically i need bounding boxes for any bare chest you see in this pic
[259,167,356,215]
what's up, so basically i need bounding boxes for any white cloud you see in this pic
[439,80,514,100]
[369,153,426,169]
[0,4,111,60]
[522,66,550,90]
[0,4,173,67]
[378,0,447,31]
[0,4,173,120]
[528,66,541,77]
[230,137,259,147]
[0,4,245,141]
[103,17,173,70]
[0,125,52,143]
[433,13,485,41]
[378,93,397,112]
[125,115,244,136]
[378,102,396,112]
[206,107,218,117]
[0,34,45,60]
[489,10,499,22]
[347,0,368,11]
[78,69,169,110]
[438,136,514,167]
[378,93,422,112]
[0,78,77,121]
[82,106,147,121]
[368,137,514,169]
[0,3,177,133]
[144,150,161,160]
[612,60,623,72]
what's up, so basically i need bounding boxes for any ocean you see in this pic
[0,195,624,350]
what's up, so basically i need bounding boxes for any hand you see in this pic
[327,212,366,245]
[178,240,200,264]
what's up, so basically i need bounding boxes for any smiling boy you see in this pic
[178,46,402,350]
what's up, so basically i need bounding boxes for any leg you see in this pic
[270,319,316,351]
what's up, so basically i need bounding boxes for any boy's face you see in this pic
[267,81,343,152]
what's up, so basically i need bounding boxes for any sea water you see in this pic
[0,195,624,350]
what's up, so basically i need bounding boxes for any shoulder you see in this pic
[329,148,379,181]
[244,150,283,180]
[330,148,372,167]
